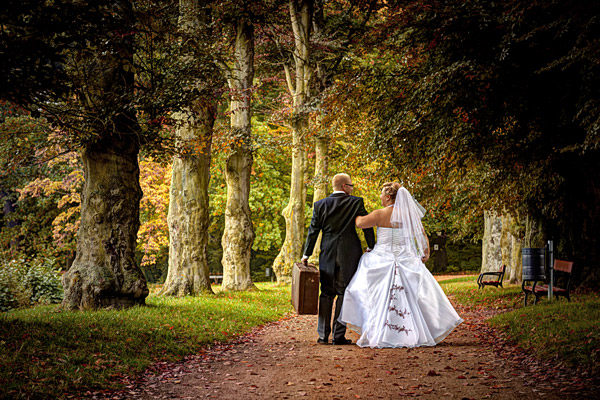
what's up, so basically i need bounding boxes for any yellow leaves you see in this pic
[137,158,171,265]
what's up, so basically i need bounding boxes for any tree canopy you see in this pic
[2,0,600,296]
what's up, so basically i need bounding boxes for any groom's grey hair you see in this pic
[332,173,351,191]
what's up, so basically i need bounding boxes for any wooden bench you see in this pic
[209,275,223,284]
[523,259,573,305]
[477,265,506,289]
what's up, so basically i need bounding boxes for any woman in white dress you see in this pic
[338,182,463,348]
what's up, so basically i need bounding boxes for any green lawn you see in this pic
[0,283,293,399]
[439,276,600,374]
[2,277,599,399]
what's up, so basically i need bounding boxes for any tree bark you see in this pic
[524,215,545,248]
[161,0,214,296]
[221,17,256,291]
[273,0,314,283]
[308,120,328,266]
[162,105,214,296]
[506,213,525,283]
[61,135,148,310]
[61,2,148,310]
[509,233,523,284]
[480,210,503,274]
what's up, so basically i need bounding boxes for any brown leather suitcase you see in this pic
[291,262,320,315]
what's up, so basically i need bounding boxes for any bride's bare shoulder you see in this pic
[376,206,394,228]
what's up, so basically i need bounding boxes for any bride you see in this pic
[338,182,463,348]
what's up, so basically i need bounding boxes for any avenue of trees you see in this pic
[1,0,599,310]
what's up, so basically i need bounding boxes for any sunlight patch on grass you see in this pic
[439,276,523,310]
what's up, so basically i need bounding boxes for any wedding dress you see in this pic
[338,191,463,348]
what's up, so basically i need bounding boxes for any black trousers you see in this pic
[317,257,347,341]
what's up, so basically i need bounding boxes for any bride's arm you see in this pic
[356,209,381,229]
[421,232,430,262]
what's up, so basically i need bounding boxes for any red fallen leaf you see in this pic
[386,370,394,375]
[457,375,467,379]
[427,370,441,376]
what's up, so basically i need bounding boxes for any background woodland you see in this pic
[1,0,599,311]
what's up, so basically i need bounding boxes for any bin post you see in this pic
[548,240,554,301]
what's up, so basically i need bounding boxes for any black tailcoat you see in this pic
[303,193,376,286]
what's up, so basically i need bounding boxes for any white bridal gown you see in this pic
[339,227,463,348]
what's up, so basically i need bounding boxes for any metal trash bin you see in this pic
[522,247,546,305]
[522,247,546,281]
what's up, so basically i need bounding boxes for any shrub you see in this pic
[0,258,63,311]
[24,258,63,304]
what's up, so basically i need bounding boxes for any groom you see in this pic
[302,173,375,345]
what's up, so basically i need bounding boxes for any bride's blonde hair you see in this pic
[382,182,402,201]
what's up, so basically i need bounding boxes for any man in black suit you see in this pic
[302,173,376,345]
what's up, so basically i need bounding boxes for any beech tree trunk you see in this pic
[61,136,148,310]
[161,0,214,296]
[273,0,314,283]
[61,4,148,310]
[509,233,523,283]
[162,105,214,296]
[221,17,256,291]
[480,211,503,274]
[524,215,546,248]
[506,213,524,284]
[308,122,328,266]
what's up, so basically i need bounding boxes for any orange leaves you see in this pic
[138,158,171,266]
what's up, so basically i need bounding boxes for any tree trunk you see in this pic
[221,17,256,291]
[506,212,525,284]
[500,214,512,269]
[273,0,314,283]
[61,3,148,310]
[480,210,503,274]
[524,215,545,248]
[161,0,214,296]
[509,233,523,283]
[61,136,148,310]
[162,105,214,296]
[308,121,328,266]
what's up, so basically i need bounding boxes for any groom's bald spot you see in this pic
[332,173,351,191]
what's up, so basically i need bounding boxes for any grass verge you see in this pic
[439,276,600,374]
[0,282,292,399]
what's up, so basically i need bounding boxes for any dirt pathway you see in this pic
[94,279,594,400]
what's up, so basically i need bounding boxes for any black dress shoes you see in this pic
[317,338,329,344]
[332,338,352,345]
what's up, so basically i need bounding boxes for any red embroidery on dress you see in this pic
[384,322,412,335]
[389,304,410,318]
